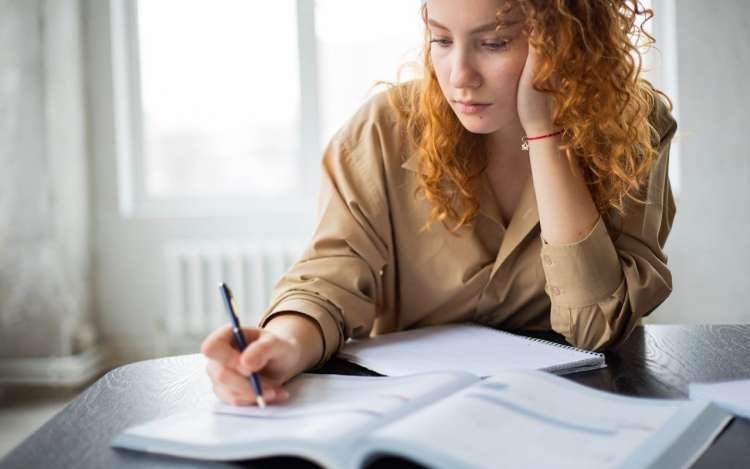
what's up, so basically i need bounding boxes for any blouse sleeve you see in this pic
[257,129,391,368]
[540,103,678,351]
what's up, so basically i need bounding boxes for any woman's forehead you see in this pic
[425,0,524,31]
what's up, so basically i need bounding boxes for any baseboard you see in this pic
[0,346,107,387]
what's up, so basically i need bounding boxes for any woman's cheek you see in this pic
[486,63,520,93]
[431,58,451,91]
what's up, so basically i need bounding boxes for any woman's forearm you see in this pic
[527,135,600,244]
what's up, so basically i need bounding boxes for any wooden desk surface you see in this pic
[2,325,749,469]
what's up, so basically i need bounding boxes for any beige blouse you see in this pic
[259,83,678,368]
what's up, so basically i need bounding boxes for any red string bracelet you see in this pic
[521,129,564,150]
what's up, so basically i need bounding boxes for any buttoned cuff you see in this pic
[258,293,344,369]
[540,216,623,307]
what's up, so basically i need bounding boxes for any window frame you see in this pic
[109,0,321,219]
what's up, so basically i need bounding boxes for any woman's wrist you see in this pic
[263,312,325,374]
[521,127,563,151]
[522,117,558,137]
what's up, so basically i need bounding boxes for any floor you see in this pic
[0,386,78,459]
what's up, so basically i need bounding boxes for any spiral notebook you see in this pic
[338,323,605,376]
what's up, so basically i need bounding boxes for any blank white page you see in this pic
[339,323,605,377]
[690,379,750,419]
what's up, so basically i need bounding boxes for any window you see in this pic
[113,0,423,217]
[315,0,423,145]
[137,0,301,199]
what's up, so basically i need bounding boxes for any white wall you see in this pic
[0,0,94,359]
[648,0,750,324]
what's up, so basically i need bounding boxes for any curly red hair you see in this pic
[384,0,672,232]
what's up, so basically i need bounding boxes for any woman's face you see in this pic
[426,0,528,135]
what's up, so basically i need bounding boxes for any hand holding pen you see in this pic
[219,283,266,407]
[201,283,299,407]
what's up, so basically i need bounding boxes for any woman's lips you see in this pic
[455,101,491,115]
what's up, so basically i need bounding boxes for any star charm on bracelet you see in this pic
[521,136,529,151]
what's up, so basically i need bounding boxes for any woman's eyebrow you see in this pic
[427,18,523,34]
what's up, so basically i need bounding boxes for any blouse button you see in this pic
[378,268,384,276]
[543,255,553,266]
[550,286,561,296]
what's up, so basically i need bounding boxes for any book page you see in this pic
[339,323,604,377]
[367,370,723,469]
[116,371,475,458]
[119,408,374,448]
[214,372,473,421]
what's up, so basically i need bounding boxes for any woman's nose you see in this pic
[449,53,481,89]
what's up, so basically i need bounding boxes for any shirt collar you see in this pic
[401,154,538,225]
[402,153,541,272]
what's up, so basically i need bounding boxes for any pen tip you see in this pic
[256,396,267,408]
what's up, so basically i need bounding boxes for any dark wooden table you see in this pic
[2,325,749,469]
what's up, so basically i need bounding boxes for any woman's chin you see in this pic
[458,118,497,135]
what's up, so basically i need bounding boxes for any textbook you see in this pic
[339,323,606,376]
[112,370,731,469]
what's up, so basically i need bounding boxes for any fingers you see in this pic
[213,382,254,406]
[202,325,294,406]
[206,360,253,395]
[240,333,287,373]
[201,325,262,366]
[207,361,290,406]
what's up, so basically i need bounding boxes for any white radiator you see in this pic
[163,240,305,349]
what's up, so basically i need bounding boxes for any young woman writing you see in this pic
[202,0,677,406]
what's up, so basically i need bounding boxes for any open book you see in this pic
[112,370,731,469]
[339,323,606,376]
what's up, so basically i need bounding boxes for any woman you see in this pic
[202,0,677,406]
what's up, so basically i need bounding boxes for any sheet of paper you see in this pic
[690,379,750,419]
[120,372,471,451]
[213,372,470,419]
[339,323,604,377]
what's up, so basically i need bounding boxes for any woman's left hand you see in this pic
[517,41,556,136]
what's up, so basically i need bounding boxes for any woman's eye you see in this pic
[484,40,510,51]
[430,38,451,48]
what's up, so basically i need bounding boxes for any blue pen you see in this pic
[219,282,266,408]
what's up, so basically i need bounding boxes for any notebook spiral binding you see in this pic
[493,329,605,372]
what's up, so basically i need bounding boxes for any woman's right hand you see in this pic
[201,325,302,406]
